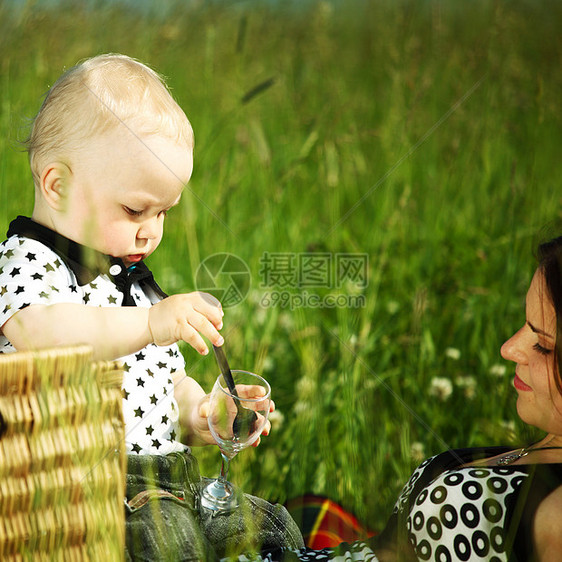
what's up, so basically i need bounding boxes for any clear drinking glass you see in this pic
[200,370,271,513]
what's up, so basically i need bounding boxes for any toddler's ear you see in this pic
[40,162,73,211]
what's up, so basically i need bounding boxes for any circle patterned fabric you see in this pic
[405,464,527,561]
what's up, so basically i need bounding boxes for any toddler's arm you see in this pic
[2,291,223,361]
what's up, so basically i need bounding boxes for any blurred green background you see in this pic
[1,0,561,532]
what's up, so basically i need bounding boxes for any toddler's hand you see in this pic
[195,390,275,448]
[148,292,224,354]
[190,395,217,446]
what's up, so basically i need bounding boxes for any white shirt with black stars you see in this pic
[0,231,187,456]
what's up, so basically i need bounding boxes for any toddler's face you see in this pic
[60,128,192,266]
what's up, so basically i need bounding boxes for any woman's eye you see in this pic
[124,207,143,217]
[533,342,553,355]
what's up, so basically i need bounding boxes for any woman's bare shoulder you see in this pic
[533,484,562,561]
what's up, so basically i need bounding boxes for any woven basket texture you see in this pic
[0,345,125,561]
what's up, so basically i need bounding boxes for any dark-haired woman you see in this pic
[243,237,562,562]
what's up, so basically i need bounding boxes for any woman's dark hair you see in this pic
[538,236,562,396]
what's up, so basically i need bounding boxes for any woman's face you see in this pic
[501,269,562,434]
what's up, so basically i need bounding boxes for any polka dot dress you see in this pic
[0,229,187,456]
[226,449,559,561]
[395,457,527,562]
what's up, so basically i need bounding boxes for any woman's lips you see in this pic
[514,374,532,392]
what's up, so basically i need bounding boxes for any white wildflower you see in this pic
[489,364,507,377]
[296,376,316,397]
[445,347,461,360]
[268,409,285,431]
[254,306,268,326]
[364,377,378,391]
[429,377,453,401]
[278,312,294,331]
[386,300,400,315]
[500,420,516,433]
[410,442,426,463]
[262,356,275,373]
[500,420,517,441]
[294,401,309,416]
[344,279,364,296]
[455,375,477,400]
[248,289,264,306]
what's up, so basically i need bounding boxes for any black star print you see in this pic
[151,439,161,449]
[134,406,144,418]
[170,430,177,441]
[157,361,166,369]
[53,259,62,268]
[31,272,43,280]
[150,394,158,405]
[44,263,55,272]
[161,414,169,425]
[0,286,6,295]
[131,443,142,454]
[49,285,60,293]
[70,285,77,293]
[3,305,11,314]
[166,349,175,357]
[20,303,30,310]
[136,377,145,387]
[83,293,90,303]
[123,389,129,400]
[14,286,24,294]
[90,282,97,289]
[26,252,36,261]
[146,425,154,435]
[108,295,117,304]
[146,369,154,378]
[123,363,131,372]
[135,352,145,361]
[9,267,20,278]
[39,291,48,298]
[4,249,14,258]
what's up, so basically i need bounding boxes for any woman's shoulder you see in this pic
[533,484,562,561]
[507,460,562,558]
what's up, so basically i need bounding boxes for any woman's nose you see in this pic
[500,326,528,364]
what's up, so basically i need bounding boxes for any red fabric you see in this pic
[286,495,376,549]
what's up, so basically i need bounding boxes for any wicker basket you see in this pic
[0,345,125,561]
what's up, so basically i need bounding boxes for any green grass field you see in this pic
[1,0,561,532]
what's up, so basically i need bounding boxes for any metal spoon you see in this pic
[212,345,257,437]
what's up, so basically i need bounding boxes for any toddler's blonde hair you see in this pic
[27,53,194,187]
